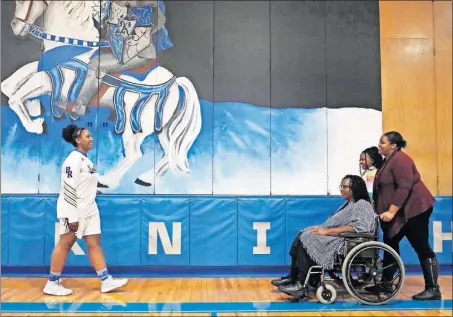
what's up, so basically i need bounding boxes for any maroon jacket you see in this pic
[373,150,435,238]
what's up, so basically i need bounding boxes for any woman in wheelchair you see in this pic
[271,175,376,299]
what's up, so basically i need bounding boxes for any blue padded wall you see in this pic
[8,197,46,266]
[97,196,142,266]
[190,198,238,266]
[1,195,452,270]
[1,196,10,266]
[141,197,190,266]
[238,198,286,266]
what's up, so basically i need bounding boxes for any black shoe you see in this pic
[412,287,442,301]
[271,278,293,287]
[278,281,304,293]
[364,282,394,294]
[413,257,442,301]
[279,281,305,298]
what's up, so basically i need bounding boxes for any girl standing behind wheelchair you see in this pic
[360,146,383,200]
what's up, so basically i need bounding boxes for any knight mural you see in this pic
[2,1,383,196]
[1,0,202,190]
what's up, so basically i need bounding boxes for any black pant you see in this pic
[289,234,316,283]
[383,207,435,281]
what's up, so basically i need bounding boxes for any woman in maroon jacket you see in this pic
[365,131,441,301]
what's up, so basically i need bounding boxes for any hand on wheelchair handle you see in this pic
[379,211,395,222]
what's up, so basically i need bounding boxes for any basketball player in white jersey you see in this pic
[43,124,128,296]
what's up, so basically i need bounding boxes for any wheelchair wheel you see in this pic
[342,241,405,306]
[316,284,337,304]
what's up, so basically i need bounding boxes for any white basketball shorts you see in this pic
[58,213,101,238]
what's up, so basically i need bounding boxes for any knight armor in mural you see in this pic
[58,0,164,116]
[95,0,156,64]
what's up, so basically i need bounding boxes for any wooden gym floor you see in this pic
[1,275,452,316]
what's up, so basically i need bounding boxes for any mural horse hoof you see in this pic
[25,117,45,134]
[97,173,121,189]
[1,78,17,99]
[97,182,109,189]
[134,178,152,187]
[7,94,46,134]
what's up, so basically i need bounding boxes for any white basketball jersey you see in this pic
[56,150,99,222]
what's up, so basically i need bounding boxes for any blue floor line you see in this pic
[1,299,451,314]
[1,265,451,278]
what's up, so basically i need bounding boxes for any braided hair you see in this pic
[360,146,383,175]
[343,174,371,203]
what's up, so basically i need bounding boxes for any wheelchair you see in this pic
[282,218,405,305]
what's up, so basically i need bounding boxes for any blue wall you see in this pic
[1,195,451,271]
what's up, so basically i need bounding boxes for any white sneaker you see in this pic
[43,279,73,296]
[101,276,128,293]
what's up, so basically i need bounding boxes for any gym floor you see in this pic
[1,275,451,316]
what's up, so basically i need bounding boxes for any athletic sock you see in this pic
[49,271,61,282]
[97,268,109,281]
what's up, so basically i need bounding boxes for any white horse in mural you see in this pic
[1,0,202,189]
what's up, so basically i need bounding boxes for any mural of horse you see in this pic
[1,0,202,189]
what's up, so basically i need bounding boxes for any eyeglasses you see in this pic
[339,185,351,190]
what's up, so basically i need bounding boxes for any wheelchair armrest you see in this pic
[339,232,375,239]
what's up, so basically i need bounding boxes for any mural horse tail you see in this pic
[1,0,202,189]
